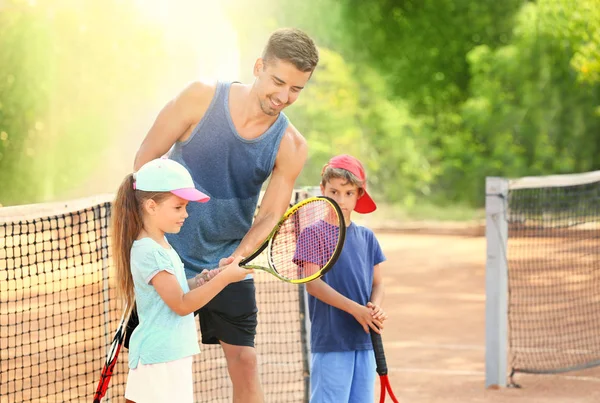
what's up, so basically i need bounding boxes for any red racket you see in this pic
[371,331,399,403]
[93,307,130,402]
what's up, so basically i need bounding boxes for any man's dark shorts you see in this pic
[196,278,258,347]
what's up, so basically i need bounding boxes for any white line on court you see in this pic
[385,341,485,350]
[385,340,599,356]
[388,368,600,382]
[390,367,482,376]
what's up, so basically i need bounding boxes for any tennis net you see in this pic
[0,190,311,402]
[503,171,600,379]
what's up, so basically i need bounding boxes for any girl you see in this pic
[111,158,251,403]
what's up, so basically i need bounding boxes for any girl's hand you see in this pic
[195,268,221,287]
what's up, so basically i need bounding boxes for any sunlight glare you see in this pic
[134,0,240,81]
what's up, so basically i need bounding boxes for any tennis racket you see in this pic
[371,331,399,403]
[234,195,345,284]
[93,306,130,403]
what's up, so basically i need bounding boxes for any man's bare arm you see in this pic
[133,81,215,171]
[232,125,308,258]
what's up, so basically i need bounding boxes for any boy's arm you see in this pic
[368,263,388,322]
[306,278,383,334]
[369,263,385,305]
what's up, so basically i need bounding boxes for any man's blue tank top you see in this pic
[167,81,288,276]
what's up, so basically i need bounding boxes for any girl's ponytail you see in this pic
[111,174,143,313]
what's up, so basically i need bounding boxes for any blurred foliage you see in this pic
[2,0,600,210]
[0,5,53,203]
[227,0,600,207]
[0,0,181,205]
[458,0,600,204]
[287,49,433,206]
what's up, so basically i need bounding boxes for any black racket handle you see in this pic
[370,330,388,376]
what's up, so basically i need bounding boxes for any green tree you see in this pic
[463,0,600,181]
[0,0,181,205]
[226,0,600,207]
[285,49,432,204]
[571,0,600,115]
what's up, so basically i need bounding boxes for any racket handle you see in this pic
[370,330,388,376]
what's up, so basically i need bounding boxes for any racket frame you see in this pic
[93,305,131,403]
[240,196,346,284]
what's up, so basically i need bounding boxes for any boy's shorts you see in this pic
[196,278,258,347]
[310,350,376,403]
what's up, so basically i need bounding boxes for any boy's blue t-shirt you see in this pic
[127,237,200,368]
[305,222,386,353]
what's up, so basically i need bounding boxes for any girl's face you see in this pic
[320,177,360,225]
[146,194,190,234]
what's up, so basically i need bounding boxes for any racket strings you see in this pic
[270,200,342,281]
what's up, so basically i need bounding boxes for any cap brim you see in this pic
[171,188,210,203]
[354,191,376,214]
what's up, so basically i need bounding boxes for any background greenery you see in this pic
[1,0,598,217]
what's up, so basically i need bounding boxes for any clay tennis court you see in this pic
[3,209,600,402]
[377,231,600,403]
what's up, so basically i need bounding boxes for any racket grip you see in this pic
[370,330,388,376]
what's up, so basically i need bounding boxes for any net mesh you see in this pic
[506,177,600,375]
[0,191,310,402]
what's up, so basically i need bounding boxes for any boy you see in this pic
[305,154,388,403]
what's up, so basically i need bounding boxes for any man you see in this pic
[133,28,319,402]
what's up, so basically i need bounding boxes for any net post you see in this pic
[485,177,509,388]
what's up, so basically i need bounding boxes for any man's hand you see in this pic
[219,256,235,267]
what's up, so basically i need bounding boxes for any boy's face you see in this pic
[321,177,360,226]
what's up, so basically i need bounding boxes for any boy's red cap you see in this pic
[322,154,377,214]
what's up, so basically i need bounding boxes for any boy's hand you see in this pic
[351,304,384,334]
[367,302,388,322]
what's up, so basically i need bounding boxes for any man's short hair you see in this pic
[262,28,319,73]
